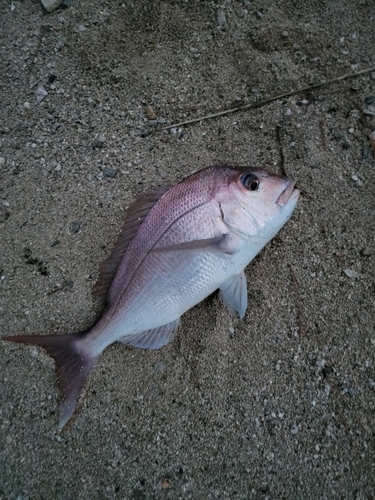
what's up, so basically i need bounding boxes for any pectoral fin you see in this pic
[154,234,235,255]
[119,318,180,350]
[219,270,248,318]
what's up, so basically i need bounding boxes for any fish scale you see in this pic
[4,165,299,428]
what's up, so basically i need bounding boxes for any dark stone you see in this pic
[70,221,81,233]
[103,167,117,178]
[364,96,375,105]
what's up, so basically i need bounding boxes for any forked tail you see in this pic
[4,333,96,428]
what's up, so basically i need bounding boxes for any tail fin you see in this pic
[4,333,96,429]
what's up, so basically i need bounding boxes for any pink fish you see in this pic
[4,166,299,427]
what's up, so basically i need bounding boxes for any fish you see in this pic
[4,165,299,428]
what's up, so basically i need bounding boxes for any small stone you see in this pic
[145,105,156,120]
[342,141,350,150]
[155,362,166,373]
[98,134,106,143]
[364,96,375,105]
[256,11,263,19]
[78,24,87,32]
[362,145,371,159]
[148,120,158,128]
[360,247,373,256]
[70,221,81,233]
[103,167,116,178]
[5,435,13,444]
[0,157,5,165]
[217,11,226,26]
[364,105,375,116]
[282,31,289,37]
[51,240,60,247]
[371,72,375,80]
[350,109,360,118]
[291,425,298,434]
[48,74,56,83]
[35,85,48,103]
[161,480,170,489]
[24,102,30,109]
[344,269,360,279]
[41,0,62,12]
[351,174,363,186]
[316,358,326,368]
[286,109,292,116]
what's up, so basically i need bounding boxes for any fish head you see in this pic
[219,167,300,243]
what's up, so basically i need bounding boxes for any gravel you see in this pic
[1,0,375,499]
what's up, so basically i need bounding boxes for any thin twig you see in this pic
[161,66,375,131]
[289,264,305,337]
[276,125,287,177]
[27,26,48,75]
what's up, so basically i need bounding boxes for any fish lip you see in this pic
[276,180,299,206]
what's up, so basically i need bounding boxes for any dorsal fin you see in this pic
[93,185,172,307]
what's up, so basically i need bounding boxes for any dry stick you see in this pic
[276,124,287,177]
[161,66,375,131]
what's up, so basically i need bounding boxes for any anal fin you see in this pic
[119,318,180,350]
[219,270,248,318]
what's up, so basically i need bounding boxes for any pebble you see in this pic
[217,11,226,26]
[364,105,375,116]
[24,102,30,109]
[371,72,375,80]
[342,141,350,150]
[41,0,62,12]
[291,424,298,434]
[364,96,375,105]
[351,174,363,186]
[360,247,373,257]
[344,269,360,279]
[145,105,156,120]
[0,157,5,165]
[286,109,292,116]
[155,362,166,373]
[35,84,48,103]
[362,145,371,160]
[70,221,81,233]
[103,167,116,178]
[349,109,360,118]
[5,435,13,444]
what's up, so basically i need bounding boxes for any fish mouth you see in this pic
[276,180,300,206]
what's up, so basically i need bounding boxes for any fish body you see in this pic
[5,166,299,427]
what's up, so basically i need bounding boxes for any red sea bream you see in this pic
[5,166,299,428]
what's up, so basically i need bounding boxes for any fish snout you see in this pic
[276,180,299,206]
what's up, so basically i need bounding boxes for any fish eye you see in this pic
[241,173,260,191]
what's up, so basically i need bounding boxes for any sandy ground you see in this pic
[1,0,375,498]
